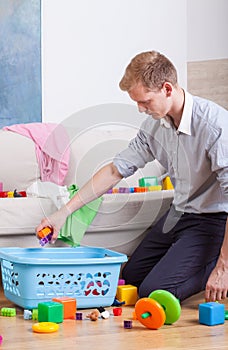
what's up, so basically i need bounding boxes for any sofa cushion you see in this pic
[64,127,138,187]
[64,126,165,187]
[0,130,40,191]
[0,197,57,234]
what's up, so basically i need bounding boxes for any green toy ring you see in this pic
[148,289,181,325]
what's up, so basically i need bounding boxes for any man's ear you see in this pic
[163,82,173,97]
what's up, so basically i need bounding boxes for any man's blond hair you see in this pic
[119,51,178,91]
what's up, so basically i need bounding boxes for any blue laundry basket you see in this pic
[0,246,128,309]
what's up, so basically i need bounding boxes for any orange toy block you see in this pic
[116,284,138,306]
[37,227,52,239]
[52,297,77,319]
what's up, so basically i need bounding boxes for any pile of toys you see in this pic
[0,189,26,198]
[1,281,228,346]
[0,181,27,198]
[106,176,174,194]
[0,283,181,336]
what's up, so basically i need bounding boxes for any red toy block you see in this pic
[52,297,77,319]
[113,307,122,316]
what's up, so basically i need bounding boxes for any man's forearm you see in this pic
[216,218,228,268]
[66,162,123,214]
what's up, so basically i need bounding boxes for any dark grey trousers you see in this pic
[122,208,227,301]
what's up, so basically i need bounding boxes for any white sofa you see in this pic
[0,125,174,255]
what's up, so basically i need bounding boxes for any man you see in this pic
[37,51,228,302]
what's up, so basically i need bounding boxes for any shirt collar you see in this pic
[160,90,193,135]
[160,116,172,128]
[177,90,193,135]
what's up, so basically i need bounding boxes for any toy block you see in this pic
[124,320,133,329]
[118,279,125,285]
[76,312,83,320]
[113,307,122,316]
[112,298,125,306]
[97,306,110,319]
[24,309,32,320]
[38,301,64,323]
[134,187,148,192]
[39,233,53,246]
[32,309,38,320]
[148,185,162,191]
[1,307,16,317]
[116,284,138,306]
[52,297,77,319]
[225,310,228,320]
[139,176,158,187]
[37,227,52,239]
[162,176,174,190]
[199,302,225,326]
[118,187,130,193]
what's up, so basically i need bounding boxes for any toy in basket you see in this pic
[0,246,127,309]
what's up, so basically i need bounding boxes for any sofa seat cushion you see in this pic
[0,197,57,235]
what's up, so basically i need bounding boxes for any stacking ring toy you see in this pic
[149,289,181,325]
[135,298,166,329]
[32,322,59,333]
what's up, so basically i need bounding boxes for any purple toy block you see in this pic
[124,320,132,329]
[76,312,83,320]
[39,232,53,246]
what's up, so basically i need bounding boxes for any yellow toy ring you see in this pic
[32,322,59,333]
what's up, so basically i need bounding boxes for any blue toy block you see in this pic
[199,302,225,326]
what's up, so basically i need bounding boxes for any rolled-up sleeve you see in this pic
[113,129,154,178]
[208,127,228,198]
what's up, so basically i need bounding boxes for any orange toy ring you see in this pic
[135,298,166,329]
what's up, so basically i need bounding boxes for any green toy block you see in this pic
[139,177,158,187]
[1,307,16,317]
[32,309,38,320]
[38,301,64,323]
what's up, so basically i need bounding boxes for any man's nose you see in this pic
[137,104,147,113]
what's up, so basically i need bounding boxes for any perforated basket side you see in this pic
[1,259,122,309]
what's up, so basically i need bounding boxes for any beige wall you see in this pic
[187,59,228,110]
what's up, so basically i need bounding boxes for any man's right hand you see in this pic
[36,205,71,244]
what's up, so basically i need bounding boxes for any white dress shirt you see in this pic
[113,91,228,214]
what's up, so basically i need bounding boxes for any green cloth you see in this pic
[58,184,103,247]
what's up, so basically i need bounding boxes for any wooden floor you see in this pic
[0,287,228,350]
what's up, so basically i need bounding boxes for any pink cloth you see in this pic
[3,123,70,185]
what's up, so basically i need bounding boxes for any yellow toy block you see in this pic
[148,185,162,191]
[116,284,138,306]
[162,176,174,190]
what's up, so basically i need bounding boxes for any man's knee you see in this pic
[138,280,178,299]
[138,281,159,298]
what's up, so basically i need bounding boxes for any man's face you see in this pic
[128,83,171,120]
